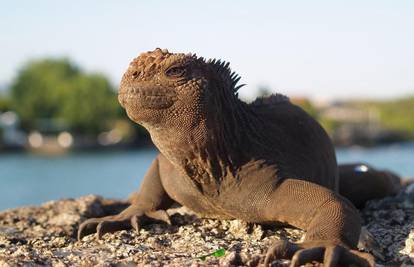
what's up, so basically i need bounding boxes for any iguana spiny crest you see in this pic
[118,48,290,186]
[118,48,250,127]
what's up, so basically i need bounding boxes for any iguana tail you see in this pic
[338,163,405,208]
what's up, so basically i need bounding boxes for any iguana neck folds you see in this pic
[148,97,254,194]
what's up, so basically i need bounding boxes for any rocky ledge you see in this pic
[1,187,414,267]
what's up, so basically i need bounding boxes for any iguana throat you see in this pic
[147,89,252,195]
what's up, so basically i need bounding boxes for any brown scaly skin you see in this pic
[78,48,401,266]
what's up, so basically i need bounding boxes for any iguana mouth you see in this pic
[119,87,177,109]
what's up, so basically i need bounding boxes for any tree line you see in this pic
[1,57,413,145]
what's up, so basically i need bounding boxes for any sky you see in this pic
[1,0,414,101]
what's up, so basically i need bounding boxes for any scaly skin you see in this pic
[78,48,400,266]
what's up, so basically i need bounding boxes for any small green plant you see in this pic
[198,248,226,261]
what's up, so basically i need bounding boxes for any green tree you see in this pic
[0,96,12,112]
[10,58,119,134]
[358,97,414,138]
[59,74,118,134]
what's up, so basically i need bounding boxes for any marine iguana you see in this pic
[78,48,402,266]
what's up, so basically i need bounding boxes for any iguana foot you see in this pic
[264,240,375,267]
[77,206,171,240]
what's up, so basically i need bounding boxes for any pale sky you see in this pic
[1,0,414,100]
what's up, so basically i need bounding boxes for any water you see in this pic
[336,142,414,177]
[0,149,158,211]
[1,143,413,211]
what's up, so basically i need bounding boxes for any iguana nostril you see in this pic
[128,88,140,94]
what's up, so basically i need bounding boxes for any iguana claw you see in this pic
[264,240,375,267]
[77,207,171,240]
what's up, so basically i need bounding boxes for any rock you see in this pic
[1,189,414,266]
[361,188,414,265]
[400,230,414,262]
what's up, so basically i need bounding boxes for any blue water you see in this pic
[0,149,158,211]
[1,143,413,211]
[336,142,414,178]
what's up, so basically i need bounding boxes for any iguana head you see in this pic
[118,48,243,129]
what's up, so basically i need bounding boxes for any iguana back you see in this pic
[249,96,338,191]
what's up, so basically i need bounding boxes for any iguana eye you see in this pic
[131,71,140,79]
[165,65,186,78]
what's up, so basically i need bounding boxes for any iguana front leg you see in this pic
[78,154,175,240]
[263,179,375,267]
